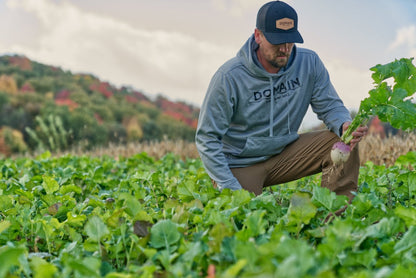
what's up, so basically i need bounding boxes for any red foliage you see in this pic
[163,110,198,129]
[54,90,78,111]
[94,113,103,124]
[19,82,35,93]
[55,89,71,100]
[132,91,148,101]
[125,95,139,104]
[156,96,199,129]
[368,116,386,139]
[90,81,114,98]
[124,89,149,104]
[55,99,78,111]
[157,97,192,114]
[9,56,32,71]
[50,66,61,72]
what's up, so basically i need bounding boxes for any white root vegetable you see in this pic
[330,141,351,165]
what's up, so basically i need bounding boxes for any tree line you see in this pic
[0,55,199,155]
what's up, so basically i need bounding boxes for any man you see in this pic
[195,1,367,200]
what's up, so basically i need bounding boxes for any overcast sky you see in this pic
[1,0,415,128]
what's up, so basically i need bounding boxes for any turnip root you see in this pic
[330,141,351,165]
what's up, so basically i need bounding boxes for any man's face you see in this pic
[255,29,294,72]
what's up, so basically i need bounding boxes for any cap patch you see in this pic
[276,18,294,30]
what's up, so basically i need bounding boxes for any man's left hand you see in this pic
[342,121,368,149]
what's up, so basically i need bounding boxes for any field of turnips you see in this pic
[0,58,415,277]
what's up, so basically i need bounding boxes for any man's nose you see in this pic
[278,43,289,53]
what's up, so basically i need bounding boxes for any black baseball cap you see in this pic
[256,1,304,45]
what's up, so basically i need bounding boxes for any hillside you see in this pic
[0,54,199,155]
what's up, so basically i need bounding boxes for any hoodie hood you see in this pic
[236,34,297,78]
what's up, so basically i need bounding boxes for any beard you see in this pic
[267,54,290,69]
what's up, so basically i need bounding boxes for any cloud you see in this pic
[325,59,373,110]
[389,25,416,58]
[210,0,295,17]
[4,0,236,105]
[210,0,264,16]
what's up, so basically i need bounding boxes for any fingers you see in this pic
[351,126,368,144]
[342,121,351,134]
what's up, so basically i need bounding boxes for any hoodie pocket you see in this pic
[238,133,299,157]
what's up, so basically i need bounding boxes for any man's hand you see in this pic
[342,121,368,149]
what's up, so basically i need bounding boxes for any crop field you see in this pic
[0,133,416,278]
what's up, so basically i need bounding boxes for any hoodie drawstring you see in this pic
[269,77,292,136]
[269,78,274,137]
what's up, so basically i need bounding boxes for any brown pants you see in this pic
[230,130,359,200]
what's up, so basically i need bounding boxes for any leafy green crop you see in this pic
[0,149,416,277]
[342,58,416,144]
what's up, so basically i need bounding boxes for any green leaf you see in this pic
[394,225,416,254]
[105,273,135,278]
[0,220,11,234]
[350,193,375,217]
[395,206,416,227]
[118,193,142,217]
[356,217,403,247]
[209,223,233,253]
[222,259,247,278]
[66,213,87,227]
[312,186,335,211]
[179,241,205,266]
[370,58,416,88]
[242,210,267,237]
[0,245,26,278]
[150,219,181,249]
[399,171,416,195]
[0,195,14,211]
[339,249,377,268]
[66,256,101,277]
[274,237,316,277]
[42,175,59,195]
[30,256,58,278]
[287,192,317,225]
[395,151,416,168]
[312,186,347,212]
[177,180,199,201]
[84,216,109,242]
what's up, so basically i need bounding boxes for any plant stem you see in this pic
[340,113,369,144]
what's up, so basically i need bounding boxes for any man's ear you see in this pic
[254,28,262,44]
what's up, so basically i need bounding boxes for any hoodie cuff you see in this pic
[339,124,344,137]
[217,177,243,191]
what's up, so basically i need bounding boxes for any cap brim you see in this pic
[263,31,304,45]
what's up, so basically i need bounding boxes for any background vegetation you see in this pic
[0,55,199,155]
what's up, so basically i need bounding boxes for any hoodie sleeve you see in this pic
[310,55,352,137]
[195,70,242,191]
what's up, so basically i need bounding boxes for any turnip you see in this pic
[330,58,416,166]
[330,141,351,165]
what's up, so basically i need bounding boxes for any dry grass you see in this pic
[359,133,416,166]
[51,140,200,161]
[20,133,415,167]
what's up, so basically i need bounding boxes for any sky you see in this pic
[1,0,416,129]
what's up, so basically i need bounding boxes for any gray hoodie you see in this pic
[195,35,351,190]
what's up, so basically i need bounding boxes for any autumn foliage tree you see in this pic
[0,54,199,155]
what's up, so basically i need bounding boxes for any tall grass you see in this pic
[21,133,415,166]
[45,140,200,161]
[359,133,416,166]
